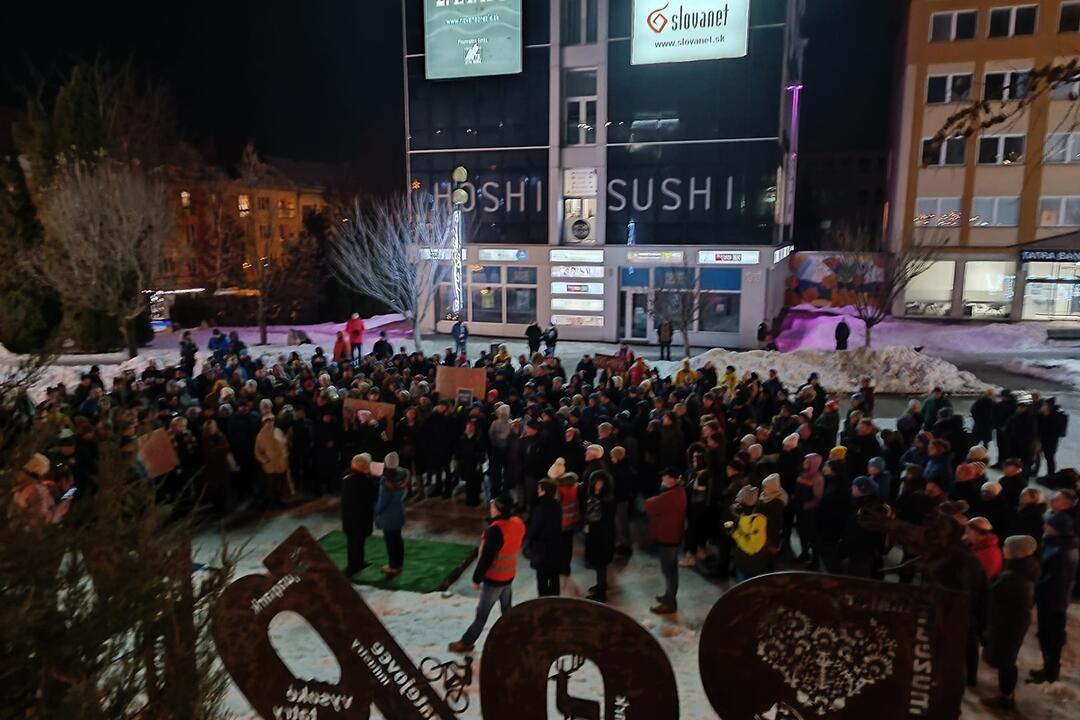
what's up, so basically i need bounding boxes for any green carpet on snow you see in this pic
[318,530,477,594]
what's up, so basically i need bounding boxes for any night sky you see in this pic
[0,0,902,194]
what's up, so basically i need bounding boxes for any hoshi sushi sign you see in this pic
[213,528,968,719]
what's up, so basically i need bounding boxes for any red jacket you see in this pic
[970,533,1003,580]
[345,316,366,346]
[645,484,687,546]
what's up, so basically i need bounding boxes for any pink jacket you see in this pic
[345,316,366,345]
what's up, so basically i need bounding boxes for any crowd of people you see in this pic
[5,320,1079,710]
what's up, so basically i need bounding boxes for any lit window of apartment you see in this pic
[237,194,251,217]
[930,10,978,42]
[915,197,962,226]
[1046,132,1080,163]
[561,0,597,46]
[984,70,1031,100]
[564,69,598,146]
[179,190,191,208]
[978,134,1026,164]
[278,197,297,218]
[988,5,1038,37]
[1039,196,1080,226]
[1050,77,1080,100]
[257,196,270,211]
[921,137,966,166]
[1061,1,1080,32]
[971,196,1020,226]
[926,73,973,103]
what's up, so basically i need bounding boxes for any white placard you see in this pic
[550,249,605,263]
[772,245,794,264]
[551,298,605,312]
[552,314,605,328]
[697,250,761,265]
[631,0,751,66]
[627,250,685,264]
[551,282,605,296]
[551,265,605,279]
[478,248,529,262]
[563,168,599,197]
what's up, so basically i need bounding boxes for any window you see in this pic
[984,70,1031,100]
[278,198,297,219]
[963,261,1015,318]
[506,288,537,324]
[926,73,973,103]
[260,224,271,239]
[179,190,191,209]
[507,267,538,284]
[988,5,1038,37]
[1046,132,1080,163]
[978,135,1026,164]
[564,69,597,146]
[237,194,251,217]
[931,10,978,41]
[970,196,1020,226]
[1061,1,1080,32]
[905,261,957,316]
[915,197,963,226]
[562,0,598,46]
[1039,196,1080,226]
[257,196,269,211]
[471,286,504,323]
[471,265,502,284]
[922,137,966,166]
[1051,78,1080,100]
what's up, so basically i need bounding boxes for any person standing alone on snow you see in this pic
[834,318,850,351]
[449,495,526,653]
[646,467,687,615]
[345,313,366,363]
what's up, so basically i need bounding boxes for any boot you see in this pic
[1026,668,1057,684]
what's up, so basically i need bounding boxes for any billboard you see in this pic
[424,0,523,80]
[631,0,751,65]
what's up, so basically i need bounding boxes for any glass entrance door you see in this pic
[629,292,649,340]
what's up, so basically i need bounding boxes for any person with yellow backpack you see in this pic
[726,486,769,581]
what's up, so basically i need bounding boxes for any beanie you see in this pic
[1046,510,1075,537]
[980,481,1002,499]
[748,444,764,462]
[384,452,400,471]
[735,485,759,507]
[800,407,814,419]
[741,433,757,447]
[1003,535,1038,560]
[1018,487,1044,506]
[829,446,848,462]
[548,458,567,481]
[783,433,801,451]
[868,457,887,473]
[968,516,992,532]
[966,445,988,462]
[852,475,879,498]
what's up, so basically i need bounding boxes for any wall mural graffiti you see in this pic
[212,529,967,719]
[785,252,886,308]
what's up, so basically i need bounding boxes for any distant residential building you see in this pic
[888,0,1080,321]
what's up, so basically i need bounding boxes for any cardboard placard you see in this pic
[593,353,628,376]
[342,398,396,440]
[138,428,180,479]
[435,366,487,404]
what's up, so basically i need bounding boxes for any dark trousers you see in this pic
[1037,605,1067,679]
[259,471,284,510]
[463,470,482,507]
[685,503,711,554]
[659,342,672,360]
[536,569,559,597]
[346,531,367,572]
[658,545,679,608]
[351,343,362,362]
[594,564,608,595]
[488,448,506,498]
[998,663,1018,697]
[383,529,404,569]
[559,530,574,576]
[966,630,980,685]
[454,338,467,357]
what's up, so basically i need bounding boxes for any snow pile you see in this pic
[652,346,993,395]
[997,358,1080,390]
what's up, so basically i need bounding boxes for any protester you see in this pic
[375,452,408,575]
[342,454,379,575]
[646,467,686,615]
[982,535,1039,711]
[1029,510,1079,684]
[524,478,562,597]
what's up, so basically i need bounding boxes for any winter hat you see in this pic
[1045,511,1075,536]
[783,433,801,451]
[1003,535,1038,560]
[970,461,987,478]
[384,452,400,471]
[611,446,626,462]
[799,407,814,419]
[825,399,839,411]
[22,453,50,478]
[1019,487,1045,506]
[735,485,759,507]
[868,457,887,473]
[829,446,848,462]
[740,433,757,447]
[747,444,764,462]
[852,392,865,404]
[351,453,372,472]
[940,500,969,520]
[57,428,76,446]
[585,444,605,461]
[761,474,788,505]
[966,445,988,462]
[548,458,567,480]
[980,481,1002,499]
[968,516,992,533]
[852,475,879,498]
[956,464,978,483]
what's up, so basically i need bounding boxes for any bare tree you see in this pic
[190,181,247,292]
[328,193,457,352]
[32,158,169,358]
[648,262,702,358]
[828,227,949,348]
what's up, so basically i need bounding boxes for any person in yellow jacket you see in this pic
[449,494,526,653]
[674,358,696,386]
[254,415,288,509]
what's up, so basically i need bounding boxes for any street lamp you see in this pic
[450,166,468,321]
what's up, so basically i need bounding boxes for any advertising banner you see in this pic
[631,0,751,65]
[424,0,523,80]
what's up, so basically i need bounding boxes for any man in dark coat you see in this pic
[525,322,543,356]
[583,469,616,602]
[981,535,1040,711]
[1029,511,1080,684]
[341,453,380,575]
[1004,402,1038,475]
[524,479,563,596]
[970,389,996,448]
[834,319,850,351]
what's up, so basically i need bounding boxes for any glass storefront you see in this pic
[436,264,538,325]
[962,261,1015,318]
[905,261,956,316]
[1022,261,1080,319]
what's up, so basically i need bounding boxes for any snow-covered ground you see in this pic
[997,358,1080,390]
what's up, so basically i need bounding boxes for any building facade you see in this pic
[888,0,1080,321]
[404,0,803,347]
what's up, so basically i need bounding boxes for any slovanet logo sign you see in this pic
[631,0,750,65]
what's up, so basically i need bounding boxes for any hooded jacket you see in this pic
[984,555,1039,667]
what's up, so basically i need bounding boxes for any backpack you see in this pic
[732,512,768,556]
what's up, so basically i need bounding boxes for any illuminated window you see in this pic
[970,197,1019,227]
[179,190,191,208]
[278,197,297,218]
[914,197,962,226]
[1045,132,1080,163]
[978,135,1026,164]
[237,194,251,217]
[1039,196,1080,226]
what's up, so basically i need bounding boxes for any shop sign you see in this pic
[698,250,761,265]
[551,314,605,327]
[563,168,598,197]
[423,0,523,80]
[631,0,751,66]
[628,250,685,263]
[551,265,605,279]
[551,298,605,312]
[550,249,604,263]
[1020,249,1080,263]
[418,247,467,261]
[551,282,604,296]
[477,248,528,262]
[773,244,794,264]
